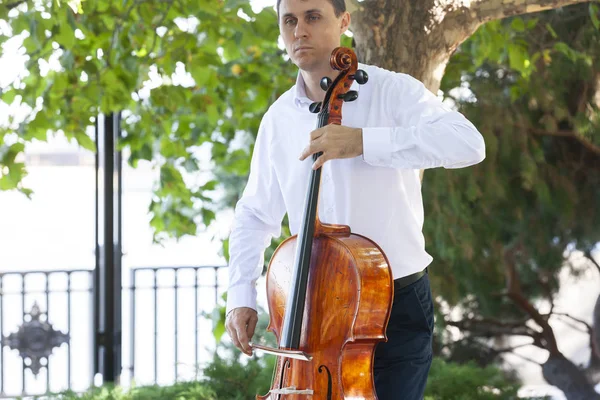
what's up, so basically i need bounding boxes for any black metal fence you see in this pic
[0,265,226,399]
[127,266,226,386]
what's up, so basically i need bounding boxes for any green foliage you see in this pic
[35,301,535,400]
[26,381,216,399]
[204,299,531,400]
[0,0,296,242]
[429,4,600,331]
[198,295,277,399]
[201,342,275,400]
[424,358,521,400]
[426,358,551,400]
[32,356,539,400]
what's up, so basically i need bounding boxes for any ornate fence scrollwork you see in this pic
[1,301,69,376]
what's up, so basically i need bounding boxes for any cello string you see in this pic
[282,107,328,348]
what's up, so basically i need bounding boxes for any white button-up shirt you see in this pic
[226,63,486,314]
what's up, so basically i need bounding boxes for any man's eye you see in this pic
[308,14,320,21]
[285,18,296,25]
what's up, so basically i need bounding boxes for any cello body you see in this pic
[259,229,393,399]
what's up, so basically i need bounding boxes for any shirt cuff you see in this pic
[226,283,258,315]
[362,127,394,167]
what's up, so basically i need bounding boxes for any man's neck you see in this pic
[301,68,340,103]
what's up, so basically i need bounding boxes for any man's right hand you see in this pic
[225,307,258,356]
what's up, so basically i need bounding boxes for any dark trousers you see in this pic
[373,272,434,400]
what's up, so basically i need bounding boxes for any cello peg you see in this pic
[320,77,332,91]
[337,91,358,102]
[309,102,322,113]
[351,70,368,85]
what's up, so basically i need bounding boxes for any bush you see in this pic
[424,357,548,400]
[36,300,545,400]
[200,303,277,399]
[27,381,216,400]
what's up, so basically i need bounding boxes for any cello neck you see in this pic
[279,109,328,349]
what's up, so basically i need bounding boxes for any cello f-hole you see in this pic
[318,365,333,400]
[275,358,291,400]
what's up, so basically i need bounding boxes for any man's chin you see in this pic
[293,57,322,73]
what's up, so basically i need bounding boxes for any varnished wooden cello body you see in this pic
[251,47,394,399]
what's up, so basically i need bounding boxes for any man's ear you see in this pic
[340,11,351,34]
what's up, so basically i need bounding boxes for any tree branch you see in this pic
[551,312,593,331]
[594,295,600,358]
[444,317,545,348]
[552,314,591,334]
[536,270,556,315]
[470,0,592,25]
[524,126,600,155]
[503,240,561,355]
[491,341,539,354]
[507,350,544,366]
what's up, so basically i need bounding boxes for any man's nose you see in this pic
[294,20,309,39]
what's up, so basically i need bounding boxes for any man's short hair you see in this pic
[277,0,346,18]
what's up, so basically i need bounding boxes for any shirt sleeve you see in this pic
[226,115,286,315]
[362,72,486,169]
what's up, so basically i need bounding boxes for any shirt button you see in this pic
[327,207,333,214]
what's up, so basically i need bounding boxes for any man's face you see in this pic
[278,0,350,73]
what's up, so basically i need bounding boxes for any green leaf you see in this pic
[221,237,230,261]
[554,42,576,62]
[0,142,25,164]
[211,307,226,342]
[75,131,96,151]
[27,110,51,139]
[511,17,525,32]
[53,73,69,93]
[590,3,600,30]
[0,163,25,190]
[138,3,154,21]
[55,24,75,48]
[508,44,529,74]
[546,23,558,38]
[11,16,30,35]
[101,14,115,30]
[202,180,218,191]
[526,17,539,30]
[1,90,17,105]
[190,64,211,87]
[206,104,219,125]
[202,209,216,227]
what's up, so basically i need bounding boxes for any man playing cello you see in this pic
[225,0,486,398]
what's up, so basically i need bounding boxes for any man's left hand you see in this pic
[298,125,363,170]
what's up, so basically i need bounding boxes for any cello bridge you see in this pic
[270,386,314,395]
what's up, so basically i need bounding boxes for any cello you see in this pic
[251,47,394,399]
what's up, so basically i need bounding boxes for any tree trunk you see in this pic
[350,0,479,181]
[350,0,477,93]
[594,294,600,358]
[543,354,600,400]
[589,295,600,383]
[349,0,590,93]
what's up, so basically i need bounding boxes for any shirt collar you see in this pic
[293,69,361,109]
